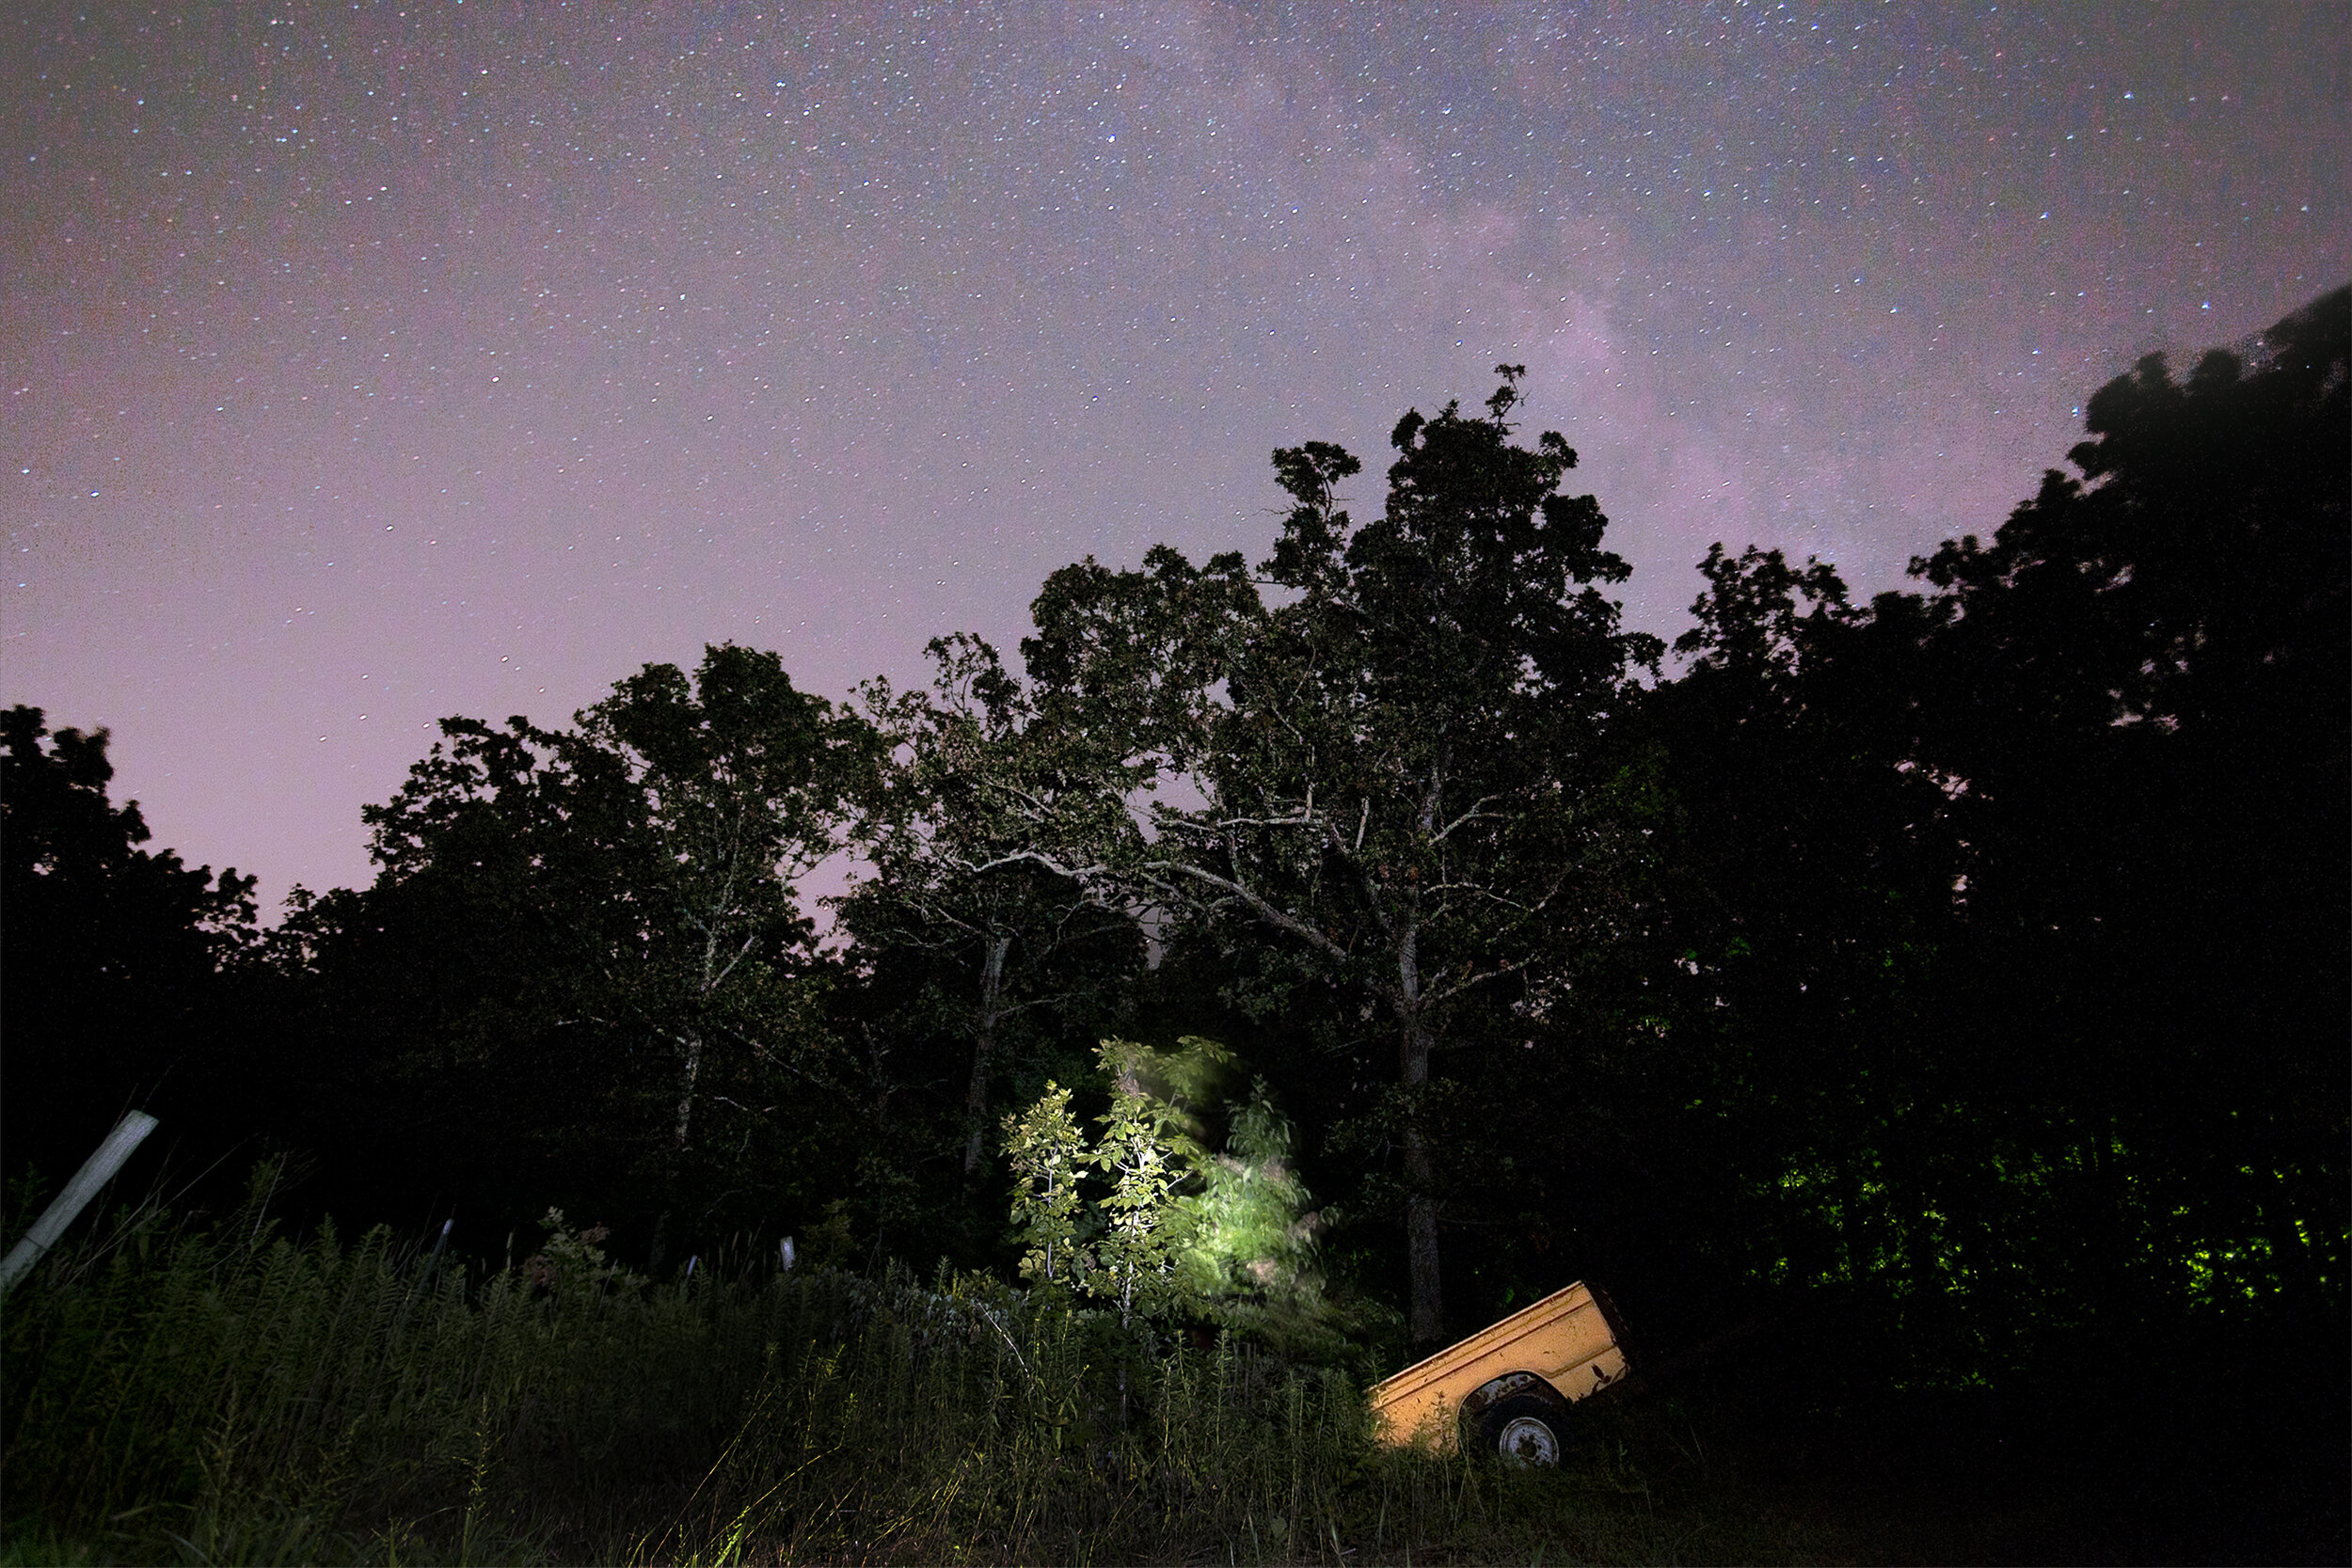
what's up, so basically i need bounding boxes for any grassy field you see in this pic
[5,1170,2337,1564]
[0,1170,1875,1566]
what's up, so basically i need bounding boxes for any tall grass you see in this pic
[3,1171,1838,1565]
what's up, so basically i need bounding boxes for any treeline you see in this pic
[7,288,2345,1531]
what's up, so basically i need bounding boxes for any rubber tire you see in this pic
[1477,1390,1571,1466]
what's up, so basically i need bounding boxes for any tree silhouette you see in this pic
[311,645,875,1260]
[2,707,258,1191]
[838,633,1143,1198]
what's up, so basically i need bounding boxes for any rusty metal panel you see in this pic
[1367,1279,1632,1449]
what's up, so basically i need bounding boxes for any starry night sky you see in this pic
[6,2,2345,914]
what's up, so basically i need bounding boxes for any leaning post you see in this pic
[0,1110,160,1299]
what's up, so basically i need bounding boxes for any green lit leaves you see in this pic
[1001,1040,1196,1328]
[1003,1081,1087,1302]
[1088,1049,1187,1329]
[1003,1037,1341,1346]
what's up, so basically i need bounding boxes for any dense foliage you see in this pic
[6,287,2344,1561]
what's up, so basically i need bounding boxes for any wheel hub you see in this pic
[1496,1414,1559,1466]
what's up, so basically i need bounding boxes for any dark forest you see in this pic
[6,288,2344,1565]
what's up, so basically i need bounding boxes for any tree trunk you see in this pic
[651,1026,706,1272]
[673,1025,705,1152]
[962,934,1011,1180]
[1397,925,1445,1351]
[1402,1043,1439,1354]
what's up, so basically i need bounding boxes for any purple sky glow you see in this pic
[7,2,2345,915]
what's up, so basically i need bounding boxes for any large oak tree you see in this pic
[1016,370,1661,1346]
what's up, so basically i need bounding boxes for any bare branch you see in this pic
[707,1093,786,1119]
[1139,858,1355,967]
[704,928,762,993]
[1432,795,1504,843]
[1423,954,1530,1006]
[967,847,1117,883]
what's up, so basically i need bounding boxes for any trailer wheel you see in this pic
[1476,1389,1571,1466]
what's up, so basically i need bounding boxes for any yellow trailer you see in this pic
[1368,1280,1631,1465]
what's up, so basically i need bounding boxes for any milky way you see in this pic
[6,2,2344,912]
